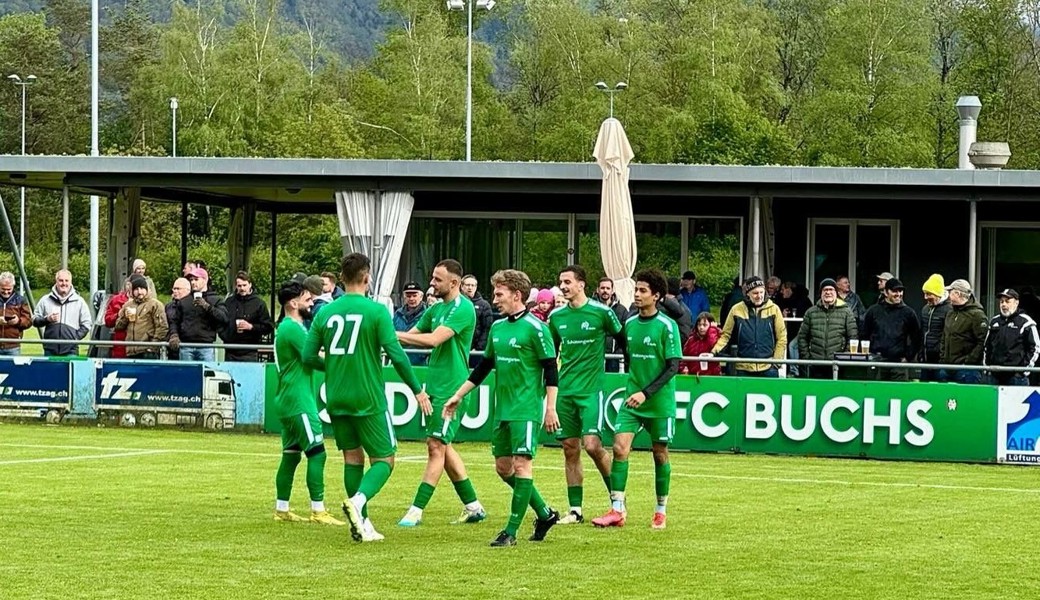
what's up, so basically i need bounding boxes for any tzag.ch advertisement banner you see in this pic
[0,358,72,412]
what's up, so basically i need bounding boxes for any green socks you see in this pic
[655,460,671,498]
[506,477,534,536]
[602,472,612,495]
[305,450,326,502]
[567,485,582,510]
[358,460,393,502]
[452,478,478,505]
[610,459,629,494]
[503,475,551,520]
[412,482,436,510]
[275,451,302,501]
[343,463,368,518]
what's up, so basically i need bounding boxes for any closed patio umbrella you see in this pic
[593,117,637,309]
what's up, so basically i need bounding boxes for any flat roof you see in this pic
[0,156,1037,211]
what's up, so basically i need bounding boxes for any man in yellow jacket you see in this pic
[711,276,787,377]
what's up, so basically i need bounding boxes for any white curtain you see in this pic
[334,190,414,312]
[594,118,638,309]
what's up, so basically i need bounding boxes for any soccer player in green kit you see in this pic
[592,268,680,530]
[303,252,431,543]
[548,265,625,524]
[444,269,561,547]
[395,259,487,527]
[272,281,344,526]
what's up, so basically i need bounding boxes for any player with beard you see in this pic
[272,281,344,526]
[548,265,624,524]
[396,259,488,527]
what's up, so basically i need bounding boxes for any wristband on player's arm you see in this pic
[467,355,495,386]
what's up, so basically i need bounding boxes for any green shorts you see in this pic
[424,399,462,445]
[614,408,674,445]
[556,392,604,440]
[491,420,539,458]
[329,411,398,458]
[280,412,325,452]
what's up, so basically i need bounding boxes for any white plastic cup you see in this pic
[699,353,711,371]
[126,306,137,322]
[849,338,860,353]
[193,291,202,300]
[861,340,871,355]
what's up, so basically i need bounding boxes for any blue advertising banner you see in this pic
[93,362,238,429]
[0,358,72,413]
[95,363,204,410]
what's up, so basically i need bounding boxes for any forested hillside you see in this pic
[0,0,1036,292]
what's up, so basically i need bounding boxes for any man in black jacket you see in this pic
[984,289,1040,386]
[462,274,496,367]
[919,274,951,381]
[596,277,629,373]
[861,278,922,381]
[221,271,274,362]
[170,267,229,362]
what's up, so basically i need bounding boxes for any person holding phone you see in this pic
[0,272,32,356]
[168,267,228,363]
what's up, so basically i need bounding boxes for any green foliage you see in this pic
[4,0,1040,294]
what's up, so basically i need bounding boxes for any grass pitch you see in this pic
[0,423,1037,599]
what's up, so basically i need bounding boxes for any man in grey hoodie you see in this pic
[32,269,92,356]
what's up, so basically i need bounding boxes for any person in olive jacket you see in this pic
[797,279,857,380]
[221,271,274,362]
[940,279,988,384]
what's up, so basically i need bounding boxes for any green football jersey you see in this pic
[416,293,476,401]
[624,311,682,418]
[274,317,314,418]
[549,299,623,396]
[303,293,422,417]
[486,312,556,422]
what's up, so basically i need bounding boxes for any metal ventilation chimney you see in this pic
[955,96,981,170]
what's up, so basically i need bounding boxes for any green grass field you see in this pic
[1,423,1038,600]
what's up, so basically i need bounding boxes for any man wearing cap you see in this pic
[861,278,921,381]
[919,274,952,381]
[711,276,787,377]
[221,270,274,362]
[797,278,857,380]
[876,272,894,304]
[678,271,709,317]
[169,267,229,362]
[114,275,168,360]
[394,281,427,366]
[940,279,988,384]
[984,289,1040,386]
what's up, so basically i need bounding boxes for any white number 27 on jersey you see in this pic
[327,314,363,355]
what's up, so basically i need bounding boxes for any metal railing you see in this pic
[2,337,1036,383]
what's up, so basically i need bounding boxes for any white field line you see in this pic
[1,442,1038,494]
[0,450,167,465]
[520,463,1040,495]
[0,443,426,461]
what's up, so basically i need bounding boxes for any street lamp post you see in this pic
[8,74,36,295]
[595,81,628,119]
[446,0,495,161]
[170,97,179,157]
